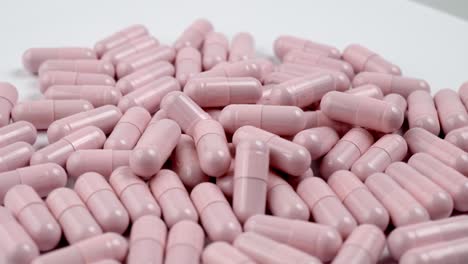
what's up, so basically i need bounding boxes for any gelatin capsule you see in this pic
[274,35,340,59]
[352,72,429,97]
[343,44,401,75]
[128,215,166,264]
[39,71,115,93]
[116,45,176,78]
[173,18,214,50]
[66,149,130,179]
[116,61,175,95]
[164,220,205,264]
[38,59,115,77]
[229,32,255,62]
[23,47,97,73]
[407,90,440,135]
[44,85,122,107]
[202,32,229,70]
[94,24,148,57]
[434,88,468,133]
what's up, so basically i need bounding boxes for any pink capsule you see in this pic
[12,99,94,129]
[130,118,180,179]
[22,47,97,73]
[400,236,468,264]
[405,127,468,175]
[32,232,128,264]
[44,85,122,107]
[343,44,401,75]
[351,134,407,181]
[0,163,67,203]
[0,206,39,264]
[365,172,430,227]
[196,59,274,83]
[0,82,18,127]
[202,32,229,70]
[104,107,150,150]
[175,47,202,86]
[232,126,311,176]
[229,32,255,62]
[94,24,149,57]
[31,126,106,166]
[101,35,160,65]
[244,214,341,262]
[332,224,386,264]
[203,241,255,264]
[149,169,198,227]
[66,149,129,179]
[263,71,298,85]
[116,61,175,95]
[434,89,468,133]
[293,127,339,160]
[303,110,351,135]
[459,81,468,109]
[0,142,34,173]
[128,215,166,264]
[118,76,181,114]
[219,104,305,136]
[407,90,440,135]
[445,126,468,151]
[345,84,384,99]
[116,45,176,78]
[216,161,235,198]
[173,18,214,50]
[38,59,115,77]
[274,35,341,59]
[384,93,407,115]
[46,187,102,244]
[39,71,115,93]
[4,185,61,251]
[0,121,36,148]
[408,153,468,212]
[47,105,122,143]
[165,220,205,264]
[109,167,161,221]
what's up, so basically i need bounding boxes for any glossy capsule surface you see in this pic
[202,241,255,264]
[66,149,130,179]
[173,18,214,50]
[101,35,160,65]
[175,46,201,86]
[352,72,429,97]
[0,82,18,127]
[164,220,205,264]
[0,121,37,148]
[407,90,440,135]
[128,215,166,264]
[202,32,229,70]
[22,47,97,73]
[94,24,148,57]
[44,85,122,107]
[445,126,468,151]
[274,35,341,59]
[38,59,115,77]
[39,71,115,93]
[229,32,255,62]
[343,44,401,75]
[293,127,339,160]
[434,88,468,133]
[116,45,175,78]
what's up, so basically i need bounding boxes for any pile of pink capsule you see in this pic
[0,17,468,264]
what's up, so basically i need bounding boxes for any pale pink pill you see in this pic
[345,84,384,99]
[101,35,160,65]
[0,121,36,148]
[149,169,198,227]
[400,237,468,264]
[0,82,18,127]
[434,88,468,133]
[229,32,255,62]
[44,85,122,107]
[408,153,468,212]
[384,93,407,115]
[297,177,357,238]
[12,99,94,129]
[203,241,255,264]
[184,77,262,107]
[404,127,468,175]
[332,224,385,264]
[66,149,130,179]
[320,127,374,179]
[202,32,229,70]
[94,24,149,57]
[175,46,202,86]
[118,76,181,114]
[22,47,97,74]
[343,44,401,75]
[328,170,389,230]
[165,220,204,264]
[445,126,468,151]
[0,163,67,203]
[196,59,274,83]
[128,215,166,264]
[459,81,468,109]
[232,126,311,177]
[263,71,297,85]
[351,134,407,181]
[46,187,103,244]
[293,127,339,160]
[0,142,34,173]
[116,61,175,95]
[32,232,128,264]
[365,172,430,227]
[173,18,214,50]
[105,107,150,150]
[321,91,404,133]
[109,167,161,221]
[38,59,115,77]
[244,214,342,262]
[31,126,106,166]
[4,185,61,251]
[274,35,341,59]
[352,72,429,97]
[0,206,39,264]
[116,45,176,78]
[130,118,180,179]
[216,160,235,197]
[303,110,351,135]
[47,105,122,143]
[407,90,440,135]
[234,232,322,264]
[219,104,305,136]
[191,182,242,242]
[74,172,129,234]
[39,71,115,93]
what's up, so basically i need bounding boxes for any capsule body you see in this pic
[94,24,148,57]
[38,59,115,76]
[101,35,160,65]
[202,32,228,70]
[0,142,34,173]
[434,89,468,133]
[0,121,37,148]
[22,47,97,73]
[407,90,440,135]
[203,242,255,264]
[343,44,401,75]
[128,215,166,264]
[303,110,351,135]
[116,61,175,95]
[346,84,383,99]
[105,107,151,150]
[40,71,115,92]
[176,47,201,86]
[173,18,213,50]
[293,127,339,160]
[274,35,341,59]
[196,59,274,83]
[66,149,129,179]
[116,45,176,78]
[352,72,429,97]
[400,237,468,264]
[0,82,18,127]
[445,126,468,151]
[229,32,255,62]
[44,85,122,107]
[164,220,205,264]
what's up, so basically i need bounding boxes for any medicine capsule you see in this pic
[22,47,97,74]
[31,126,106,166]
[328,170,389,230]
[39,71,115,93]
[32,232,128,264]
[459,81,468,109]
[384,93,407,113]
[173,18,214,50]
[12,99,94,129]
[229,32,255,62]
[434,88,468,133]
[345,84,384,99]
[351,134,407,181]
[263,71,297,85]
[202,32,229,70]
[105,107,151,150]
[216,160,235,197]
[176,46,202,86]
[191,182,242,242]
[274,35,341,59]
[353,72,429,97]
[196,59,274,83]
[116,61,175,95]
[0,142,34,173]
[94,24,148,57]
[38,59,115,77]
[219,104,305,136]
[116,45,176,78]
[0,206,39,264]
[4,185,61,251]
[46,187,102,244]
[445,126,468,151]
[203,241,255,264]
[165,220,205,264]
[0,82,18,127]
[407,90,440,135]
[109,167,161,221]
[244,214,342,262]
[66,149,130,179]
[293,127,339,160]
[44,85,122,107]
[321,91,404,133]
[400,237,468,264]
[365,173,430,227]
[303,110,351,135]
[343,44,401,75]
[0,121,37,148]
[332,224,386,264]
[149,169,198,227]
[128,215,166,264]
[101,35,160,65]
[47,105,122,143]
